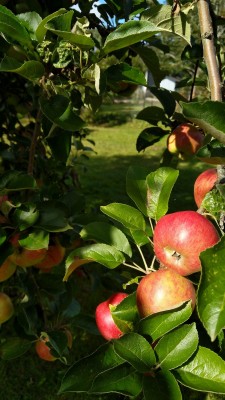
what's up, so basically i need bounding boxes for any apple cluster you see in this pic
[95,168,220,341]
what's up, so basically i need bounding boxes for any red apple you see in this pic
[0,258,16,282]
[167,123,204,158]
[95,293,128,341]
[194,168,217,208]
[8,233,47,268]
[153,211,220,276]
[35,238,65,271]
[0,292,14,323]
[136,269,196,318]
[35,336,57,362]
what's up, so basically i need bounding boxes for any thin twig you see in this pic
[27,108,42,176]
[123,262,146,274]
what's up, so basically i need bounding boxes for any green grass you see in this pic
[1,108,223,400]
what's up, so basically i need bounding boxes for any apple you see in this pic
[8,233,47,268]
[95,293,128,341]
[136,269,196,318]
[0,258,17,282]
[0,292,14,323]
[35,238,65,271]
[167,123,204,158]
[194,168,217,208]
[35,329,73,362]
[153,211,220,276]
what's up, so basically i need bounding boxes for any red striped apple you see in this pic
[153,211,220,276]
[136,269,196,318]
[167,123,204,158]
[8,233,47,268]
[194,168,217,208]
[95,293,128,341]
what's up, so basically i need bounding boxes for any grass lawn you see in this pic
[1,106,224,400]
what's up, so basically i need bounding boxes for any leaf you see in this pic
[143,371,182,400]
[174,346,225,393]
[90,364,142,396]
[40,95,85,132]
[36,202,72,232]
[114,333,156,372]
[111,292,139,333]
[103,20,164,54]
[155,323,199,370]
[146,167,179,220]
[80,222,132,257]
[198,236,225,341]
[0,337,32,360]
[100,203,146,231]
[181,101,225,145]
[0,171,37,192]
[65,243,125,270]
[150,87,176,117]
[136,127,168,152]
[0,5,32,47]
[12,203,39,230]
[196,139,225,165]
[106,62,146,86]
[63,257,91,281]
[35,8,68,42]
[139,301,193,341]
[0,57,45,81]
[136,106,169,125]
[59,342,124,394]
[132,45,165,87]
[18,229,49,250]
[126,165,149,216]
[17,11,42,40]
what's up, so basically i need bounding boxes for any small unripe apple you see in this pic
[8,233,47,268]
[136,269,196,318]
[194,168,217,208]
[0,258,16,282]
[95,293,128,341]
[153,211,220,276]
[0,292,14,323]
[167,123,204,158]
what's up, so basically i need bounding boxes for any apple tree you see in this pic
[0,0,225,399]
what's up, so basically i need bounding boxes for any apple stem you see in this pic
[136,244,149,273]
[123,262,146,274]
[147,255,156,273]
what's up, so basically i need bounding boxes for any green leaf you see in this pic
[111,292,139,333]
[174,346,225,393]
[114,333,156,372]
[80,222,132,257]
[40,95,85,132]
[12,203,39,230]
[150,87,176,117]
[0,5,32,47]
[36,202,72,232]
[196,139,225,165]
[100,203,146,231]
[198,236,225,341]
[146,167,179,220]
[0,337,32,360]
[66,243,125,269]
[90,364,142,396]
[18,229,49,250]
[143,371,182,400]
[126,165,148,216]
[181,101,225,145]
[139,301,193,341]
[136,127,168,152]
[132,45,165,87]
[136,106,169,125]
[17,11,42,40]
[155,323,199,370]
[106,62,146,86]
[35,8,68,42]
[103,20,164,54]
[0,171,37,192]
[59,342,124,393]
[47,130,71,163]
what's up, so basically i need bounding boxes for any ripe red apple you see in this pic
[0,292,14,323]
[8,233,47,268]
[167,123,204,158]
[194,168,217,208]
[153,211,220,276]
[0,258,16,282]
[35,238,65,272]
[136,269,196,318]
[95,293,128,341]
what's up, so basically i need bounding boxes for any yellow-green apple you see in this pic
[35,238,65,272]
[194,168,217,208]
[95,293,128,340]
[8,233,47,268]
[0,258,17,282]
[136,269,196,318]
[0,292,14,323]
[153,211,220,276]
[167,123,204,158]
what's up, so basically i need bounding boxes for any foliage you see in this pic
[0,0,225,399]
